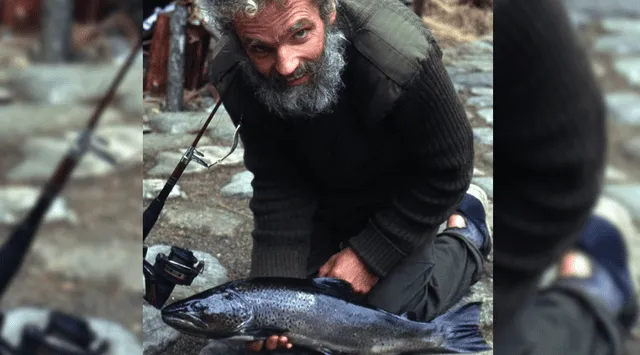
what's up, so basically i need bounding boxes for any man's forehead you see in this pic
[234,0,318,30]
[241,18,314,45]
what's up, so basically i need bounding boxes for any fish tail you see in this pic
[431,302,491,353]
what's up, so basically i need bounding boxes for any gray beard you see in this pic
[238,27,348,119]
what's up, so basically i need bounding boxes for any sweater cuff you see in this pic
[346,222,408,278]
[250,246,308,279]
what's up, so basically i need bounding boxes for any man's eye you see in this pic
[251,45,270,54]
[294,29,308,39]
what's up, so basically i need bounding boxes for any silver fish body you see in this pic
[161,277,489,354]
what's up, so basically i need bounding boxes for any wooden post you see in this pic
[166,4,188,112]
[144,12,171,96]
[2,0,41,33]
[41,0,74,63]
[184,23,210,91]
[459,0,493,8]
[74,0,105,24]
[412,0,425,17]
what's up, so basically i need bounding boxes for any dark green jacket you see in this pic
[209,0,474,279]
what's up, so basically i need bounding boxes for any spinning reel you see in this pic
[0,311,109,355]
[143,245,204,309]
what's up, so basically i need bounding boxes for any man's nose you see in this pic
[275,46,300,77]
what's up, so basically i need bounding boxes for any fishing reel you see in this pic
[0,310,109,355]
[143,245,204,309]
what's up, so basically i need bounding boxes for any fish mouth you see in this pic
[161,305,209,335]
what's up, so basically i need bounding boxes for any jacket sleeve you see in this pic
[346,48,475,277]
[240,120,317,279]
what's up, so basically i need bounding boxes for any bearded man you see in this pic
[201,0,492,352]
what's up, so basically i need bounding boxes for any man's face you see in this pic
[235,0,332,86]
[233,0,347,118]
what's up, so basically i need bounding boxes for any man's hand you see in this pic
[246,336,292,352]
[318,247,379,294]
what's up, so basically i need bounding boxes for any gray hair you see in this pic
[197,0,337,34]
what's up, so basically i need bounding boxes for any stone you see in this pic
[162,204,245,238]
[0,104,122,140]
[1,308,142,355]
[473,127,493,146]
[472,176,494,199]
[467,59,493,73]
[0,186,78,225]
[471,87,493,97]
[143,179,186,200]
[452,56,493,73]
[466,96,493,108]
[8,61,142,105]
[604,184,640,223]
[622,136,640,162]
[595,35,640,55]
[143,133,212,154]
[613,57,640,87]
[143,245,229,303]
[117,92,145,117]
[220,170,254,198]
[606,165,629,181]
[562,0,640,17]
[146,145,245,176]
[7,125,143,182]
[0,86,12,104]
[143,305,180,355]
[567,11,591,28]
[605,92,640,125]
[451,72,493,88]
[206,105,241,145]
[482,152,493,166]
[477,109,493,125]
[601,18,640,34]
[148,109,235,142]
[33,236,141,292]
[445,66,466,77]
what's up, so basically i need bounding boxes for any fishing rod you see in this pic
[142,71,241,309]
[142,78,240,241]
[0,39,142,355]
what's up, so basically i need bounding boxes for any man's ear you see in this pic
[328,0,337,25]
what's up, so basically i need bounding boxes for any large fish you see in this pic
[161,277,490,354]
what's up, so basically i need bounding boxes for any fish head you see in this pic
[161,288,253,339]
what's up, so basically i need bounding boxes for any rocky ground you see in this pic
[141,21,494,355]
[560,0,640,351]
[0,31,144,352]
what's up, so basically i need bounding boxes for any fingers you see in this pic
[318,255,336,277]
[246,336,291,352]
[265,335,279,350]
[246,340,264,352]
[280,336,293,349]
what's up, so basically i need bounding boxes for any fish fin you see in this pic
[431,302,492,353]
[240,326,287,338]
[311,277,358,299]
